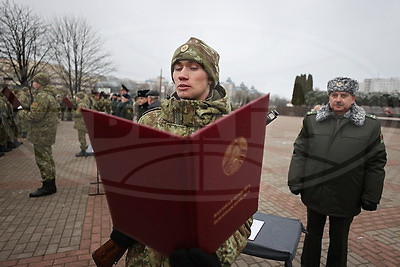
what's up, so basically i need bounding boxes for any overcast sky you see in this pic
[15,0,400,98]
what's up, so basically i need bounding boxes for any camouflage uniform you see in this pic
[103,96,112,114]
[18,87,31,137]
[125,85,253,267]
[0,94,10,151]
[73,92,89,154]
[0,94,17,147]
[19,73,59,197]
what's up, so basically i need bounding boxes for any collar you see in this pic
[316,103,366,126]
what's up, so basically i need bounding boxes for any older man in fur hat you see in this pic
[288,77,387,266]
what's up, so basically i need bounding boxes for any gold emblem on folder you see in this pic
[222,137,248,176]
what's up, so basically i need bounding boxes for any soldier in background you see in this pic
[0,92,21,149]
[120,84,129,96]
[74,91,90,157]
[57,93,67,121]
[18,87,31,138]
[110,93,120,115]
[19,73,59,198]
[145,90,161,110]
[103,93,112,114]
[0,91,12,155]
[115,93,134,120]
[135,89,149,121]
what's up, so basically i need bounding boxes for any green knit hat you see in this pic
[76,92,85,99]
[171,37,220,89]
[32,73,50,86]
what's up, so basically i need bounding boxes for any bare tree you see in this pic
[0,0,50,86]
[49,16,114,96]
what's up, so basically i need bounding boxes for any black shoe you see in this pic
[14,140,22,147]
[75,150,87,157]
[0,145,12,152]
[0,151,4,157]
[7,141,16,149]
[29,180,57,198]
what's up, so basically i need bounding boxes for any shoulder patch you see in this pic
[31,102,38,109]
[306,110,317,116]
[365,113,377,119]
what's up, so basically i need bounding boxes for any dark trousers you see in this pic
[301,208,353,267]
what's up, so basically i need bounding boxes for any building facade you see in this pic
[360,77,400,93]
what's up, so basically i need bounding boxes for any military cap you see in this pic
[32,73,50,86]
[137,89,150,98]
[171,37,220,89]
[145,90,160,97]
[121,84,129,91]
[327,77,359,95]
[121,93,131,99]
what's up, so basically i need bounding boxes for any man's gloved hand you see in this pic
[110,228,137,248]
[289,185,302,195]
[361,200,377,211]
[169,248,221,267]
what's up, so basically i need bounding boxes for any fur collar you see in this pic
[316,103,366,126]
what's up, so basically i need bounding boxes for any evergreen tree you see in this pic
[291,74,314,106]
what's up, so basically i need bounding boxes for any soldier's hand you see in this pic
[361,200,377,211]
[289,185,302,195]
[110,228,137,247]
[169,248,221,267]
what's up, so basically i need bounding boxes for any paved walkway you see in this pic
[0,116,399,266]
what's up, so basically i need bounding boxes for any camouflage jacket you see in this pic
[73,97,89,131]
[0,96,17,138]
[18,91,31,109]
[127,85,253,266]
[20,86,59,145]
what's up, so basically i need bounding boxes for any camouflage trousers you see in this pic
[125,217,252,267]
[77,130,87,150]
[33,144,56,182]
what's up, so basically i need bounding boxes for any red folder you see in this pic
[2,87,22,108]
[82,94,270,256]
[62,97,75,109]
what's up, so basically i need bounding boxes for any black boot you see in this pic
[29,180,57,198]
[0,145,11,152]
[75,150,87,157]
[7,141,16,149]
[13,140,23,147]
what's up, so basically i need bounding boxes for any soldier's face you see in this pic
[329,91,356,115]
[173,60,211,100]
[138,97,147,105]
[32,82,41,90]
